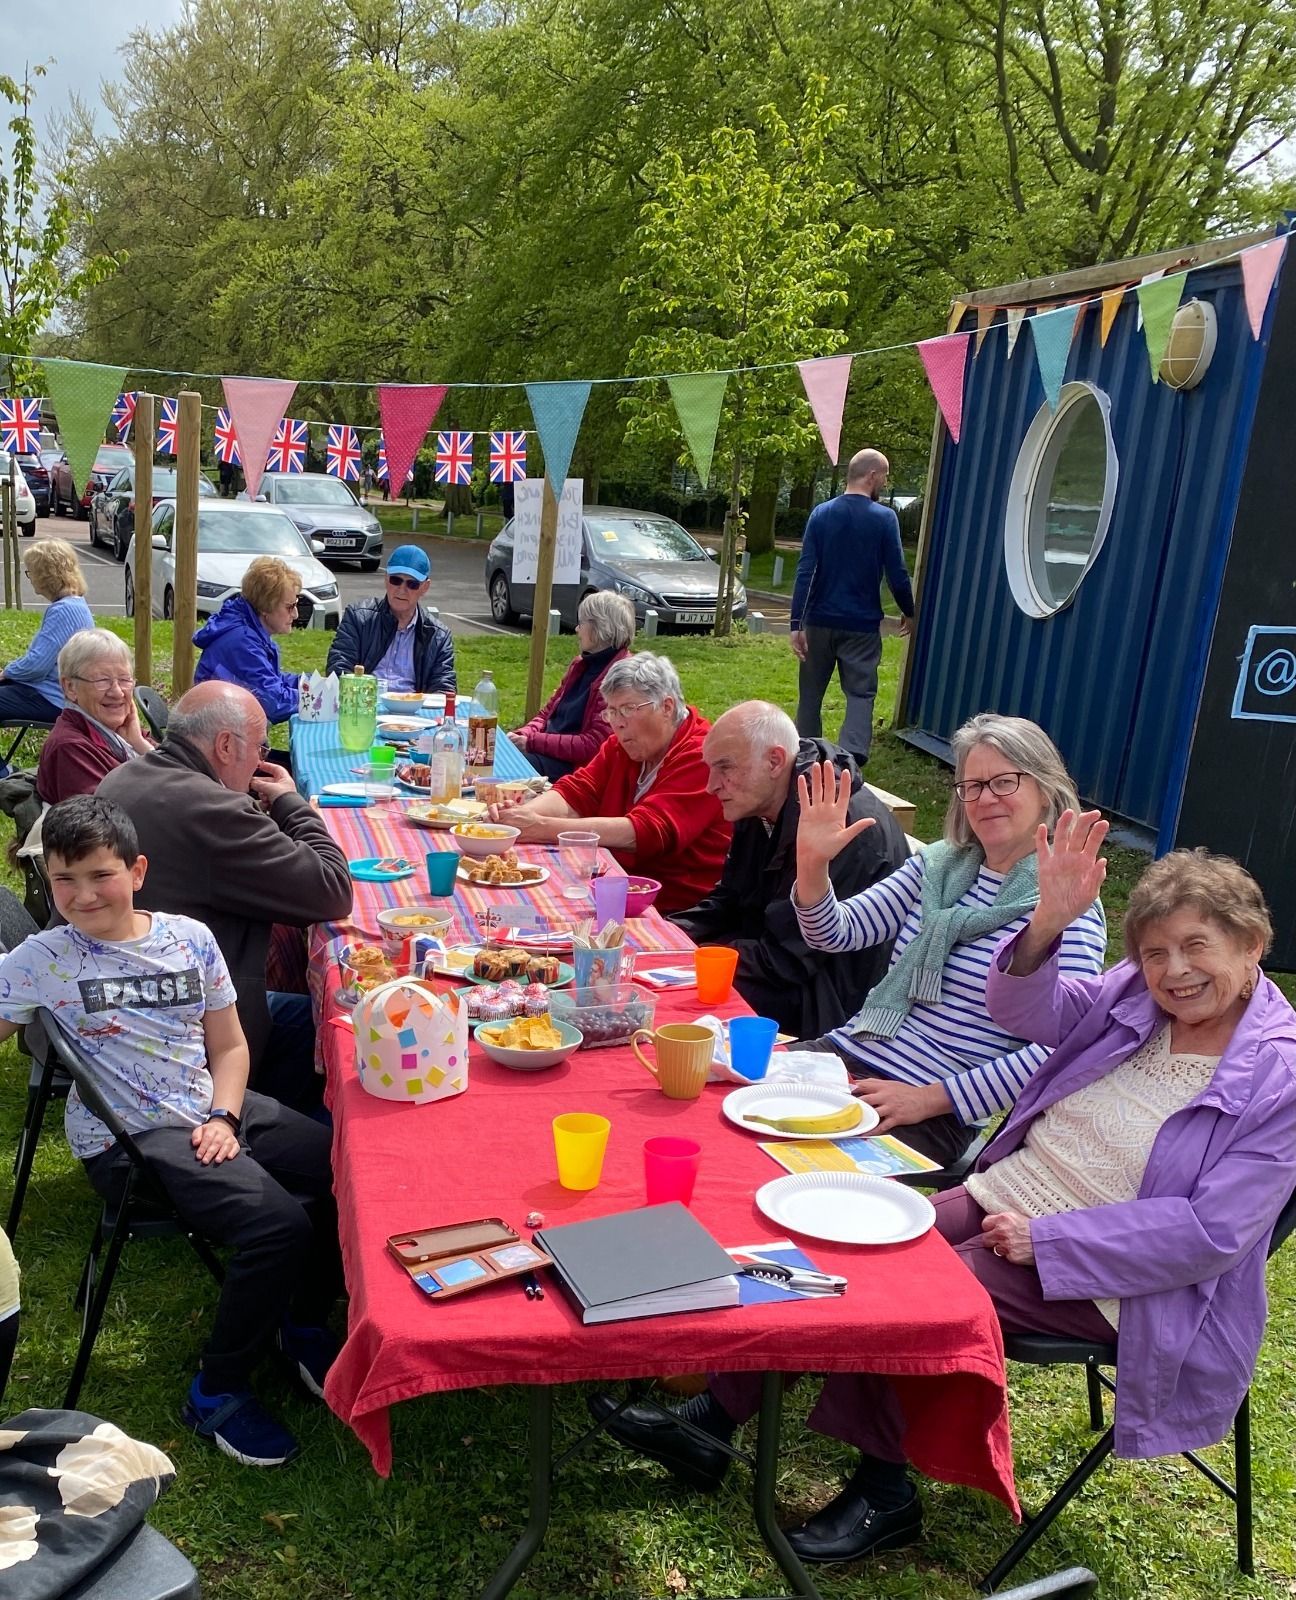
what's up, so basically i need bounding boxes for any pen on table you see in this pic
[521,1270,544,1301]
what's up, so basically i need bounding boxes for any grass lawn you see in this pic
[370,503,506,541]
[1,614,1293,1600]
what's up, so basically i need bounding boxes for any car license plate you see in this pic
[325,535,359,548]
[675,610,715,625]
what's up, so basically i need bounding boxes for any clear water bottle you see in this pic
[339,664,377,752]
[469,670,499,768]
[430,689,467,802]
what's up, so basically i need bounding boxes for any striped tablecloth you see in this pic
[291,712,537,799]
[308,800,695,960]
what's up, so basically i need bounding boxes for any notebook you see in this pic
[534,1203,740,1325]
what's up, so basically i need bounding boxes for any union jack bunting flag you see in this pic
[0,396,42,454]
[489,430,526,483]
[376,436,412,487]
[156,397,180,456]
[435,431,474,486]
[325,424,362,482]
[110,391,136,444]
[213,407,241,467]
[266,417,309,474]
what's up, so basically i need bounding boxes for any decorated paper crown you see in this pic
[298,670,340,722]
[351,979,469,1105]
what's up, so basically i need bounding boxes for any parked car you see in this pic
[124,501,341,627]
[1,458,36,534]
[484,505,746,631]
[9,450,50,516]
[248,472,383,570]
[89,463,216,561]
[51,442,133,519]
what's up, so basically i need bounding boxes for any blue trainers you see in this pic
[183,1377,300,1467]
[277,1319,338,1400]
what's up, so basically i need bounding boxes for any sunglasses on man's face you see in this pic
[386,574,423,590]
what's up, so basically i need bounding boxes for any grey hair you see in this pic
[601,652,686,726]
[58,628,131,684]
[167,692,259,747]
[578,589,636,652]
[721,700,799,757]
[943,712,1080,848]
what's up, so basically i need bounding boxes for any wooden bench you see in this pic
[864,781,916,835]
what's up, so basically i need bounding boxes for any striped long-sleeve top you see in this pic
[3,595,95,710]
[795,853,1107,1125]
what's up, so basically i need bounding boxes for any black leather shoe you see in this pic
[587,1393,730,1491]
[784,1482,922,1563]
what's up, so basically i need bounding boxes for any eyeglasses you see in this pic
[72,675,135,692]
[386,574,423,590]
[605,700,656,725]
[952,771,1028,804]
[240,735,273,761]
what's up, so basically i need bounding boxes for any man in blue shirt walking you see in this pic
[789,449,914,766]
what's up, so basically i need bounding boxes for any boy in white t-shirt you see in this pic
[0,795,342,1468]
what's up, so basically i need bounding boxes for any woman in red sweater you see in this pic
[36,630,154,805]
[511,591,634,779]
[493,653,731,915]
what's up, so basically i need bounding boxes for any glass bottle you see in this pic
[429,689,467,802]
[469,670,499,768]
[339,664,378,752]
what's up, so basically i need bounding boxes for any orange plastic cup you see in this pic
[694,946,739,1005]
[552,1113,611,1191]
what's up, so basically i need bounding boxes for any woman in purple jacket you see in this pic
[193,557,302,725]
[510,591,634,779]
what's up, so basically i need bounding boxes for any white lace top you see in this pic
[965,1026,1219,1327]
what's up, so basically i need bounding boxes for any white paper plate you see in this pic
[755,1172,936,1246]
[722,1079,879,1141]
[321,781,397,799]
[457,863,550,888]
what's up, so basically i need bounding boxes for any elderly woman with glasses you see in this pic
[510,591,636,779]
[36,629,153,805]
[0,540,95,744]
[193,556,305,725]
[492,652,731,914]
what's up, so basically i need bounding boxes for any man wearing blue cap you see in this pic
[326,544,456,692]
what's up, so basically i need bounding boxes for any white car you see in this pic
[2,458,36,534]
[123,500,341,627]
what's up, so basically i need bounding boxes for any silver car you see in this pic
[252,472,384,570]
[484,505,746,631]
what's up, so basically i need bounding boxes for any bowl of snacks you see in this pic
[376,905,455,957]
[380,692,429,714]
[450,822,522,859]
[623,877,662,917]
[549,984,655,1049]
[473,1013,582,1071]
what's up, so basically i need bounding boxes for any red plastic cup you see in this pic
[643,1135,702,1208]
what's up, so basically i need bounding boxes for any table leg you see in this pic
[479,1385,553,1600]
[753,1373,823,1600]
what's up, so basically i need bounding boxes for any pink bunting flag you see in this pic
[222,376,297,501]
[377,385,449,500]
[797,355,853,465]
[1241,236,1288,339]
[917,333,971,444]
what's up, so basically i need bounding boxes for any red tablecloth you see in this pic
[316,942,1017,1512]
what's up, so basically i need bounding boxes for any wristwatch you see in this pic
[207,1107,242,1136]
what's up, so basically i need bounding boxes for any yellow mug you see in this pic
[630,1024,714,1101]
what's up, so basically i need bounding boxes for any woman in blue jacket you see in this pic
[193,557,302,724]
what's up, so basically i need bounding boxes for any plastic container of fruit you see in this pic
[548,984,655,1049]
[623,877,662,917]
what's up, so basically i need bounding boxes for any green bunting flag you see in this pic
[666,371,727,487]
[41,358,129,496]
[1137,272,1187,382]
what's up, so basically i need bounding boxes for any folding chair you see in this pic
[981,1186,1296,1591]
[0,716,55,770]
[0,886,66,1240]
[133,685,169,743]
[896,1122,995,1194]
[18,848,52,928]
[29,1009,225,1408]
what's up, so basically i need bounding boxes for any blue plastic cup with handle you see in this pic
[728,1016,779,1081]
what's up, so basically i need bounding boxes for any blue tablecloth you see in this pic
[290,713,537,796]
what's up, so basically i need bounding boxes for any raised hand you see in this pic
[794,761,877,909]
[1020,806,1108,953]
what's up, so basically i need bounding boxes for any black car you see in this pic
[10,451,50,516]
[89,463,216,561]
[484,505,746,631]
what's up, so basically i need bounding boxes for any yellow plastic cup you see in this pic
[694,945,739,1005]
[552,1113,611,1192]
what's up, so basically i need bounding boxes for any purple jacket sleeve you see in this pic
[985,928,1122,1050]
[1032,1059,1296,1301]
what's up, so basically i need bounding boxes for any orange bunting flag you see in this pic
[974,304,997,354]
[1099,287,1124,347]
[947,300,969,336]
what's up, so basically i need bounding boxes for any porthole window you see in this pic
[1004,382,1118,618]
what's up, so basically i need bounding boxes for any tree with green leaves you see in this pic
[620,80,888,631]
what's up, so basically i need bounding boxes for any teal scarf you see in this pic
[846,840,1039,1040]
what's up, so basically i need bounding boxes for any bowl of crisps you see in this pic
[450,822,522,859]
[473,1013,583,1070]
[376,904,455,957]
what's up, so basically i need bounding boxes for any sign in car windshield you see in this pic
[512,478,583,586]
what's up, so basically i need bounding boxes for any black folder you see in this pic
[534,1203,740,1324]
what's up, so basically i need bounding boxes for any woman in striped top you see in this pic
[789,713,1107,1166]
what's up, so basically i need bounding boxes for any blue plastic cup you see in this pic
[728,1016,779,1081]
[425,851,459,896]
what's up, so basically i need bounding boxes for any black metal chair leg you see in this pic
[6,1090,44,1237]
[480,1386,553,1600]
[188,1233,226,1287]
[981,1429,1115,1593]
[753,1372,823,1600]
[1085,1362,1104,1432]
[1234,1392,1253,1576]
[65,1217,130,1408]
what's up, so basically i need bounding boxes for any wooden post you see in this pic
[170,390,202,695]
[6,455,20,611]
[132,394,155,685]
[524,478,559,719]
[1,473,12,609]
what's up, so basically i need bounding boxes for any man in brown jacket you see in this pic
[99,682,352,1109]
